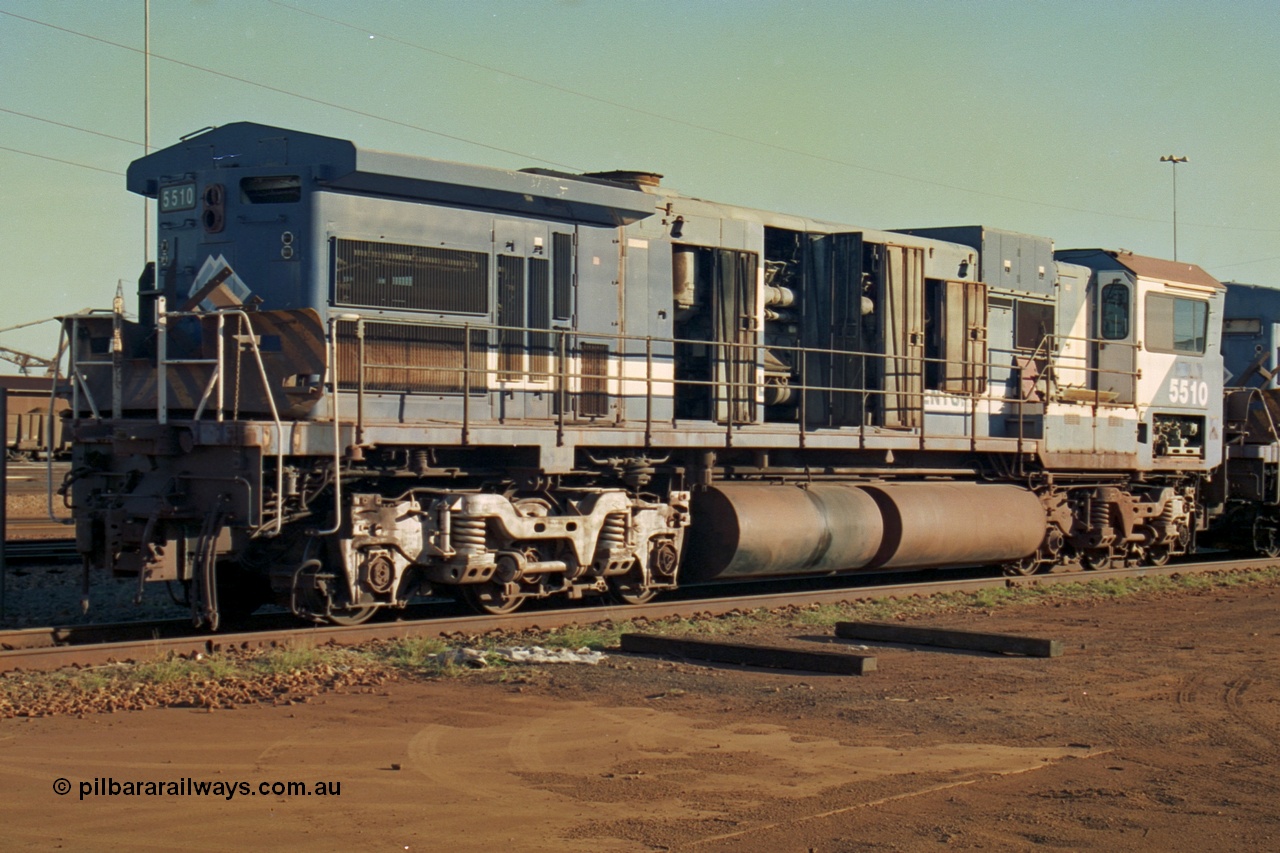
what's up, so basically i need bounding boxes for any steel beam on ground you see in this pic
[620,633,877,675]
[834,621,1063,657]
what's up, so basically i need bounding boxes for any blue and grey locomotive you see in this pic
[57,123,1232,626]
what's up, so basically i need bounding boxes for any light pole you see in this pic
[1159,155,1188,260]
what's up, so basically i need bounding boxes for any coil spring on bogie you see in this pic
[598,513,627,554]
[622,461,654,489]
[452,515,487,554]
[1158,499,1184,547]
[1091,497,1111,532]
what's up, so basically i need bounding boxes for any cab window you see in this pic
[1101,282,1129,340]
[1146,294,1208,354]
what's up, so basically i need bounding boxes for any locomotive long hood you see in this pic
[126,122,657,227]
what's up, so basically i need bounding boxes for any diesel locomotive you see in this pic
[54,122,1261,627]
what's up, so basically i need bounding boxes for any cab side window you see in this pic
[1146,294,1208,355]
[1101,282,1129,340]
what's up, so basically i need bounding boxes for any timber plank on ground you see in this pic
[834,621,1063,658]
[619,633,877,675]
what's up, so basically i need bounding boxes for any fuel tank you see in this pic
[859,482,1046,570]
[683,481,1045,581]
[682,483,884,581]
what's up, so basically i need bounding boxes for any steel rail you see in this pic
[1,556,1275,673]
[4,539,78,563]
[0,611,309,651]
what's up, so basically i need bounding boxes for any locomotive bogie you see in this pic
[325,487,691,615]
[1065,483,1196,568]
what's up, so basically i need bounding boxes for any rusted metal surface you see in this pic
[67,307,326,419]
[683,481,1044,580]
[0,627,57,651]
[684,483,883,580]
[0,612,298,652]
[859,482,1045,570]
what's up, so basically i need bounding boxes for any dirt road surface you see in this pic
[2,580,1278,851]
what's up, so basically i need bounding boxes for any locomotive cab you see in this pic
[1052,249,1225,472]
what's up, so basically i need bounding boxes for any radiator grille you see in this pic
[334,239,488,314]
[579,343,609,417]
[528,257,551,377]
[497,256,525,378]
[336,321,486,393]
[553,232,573,320]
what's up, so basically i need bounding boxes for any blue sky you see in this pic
[2,0,1278,362]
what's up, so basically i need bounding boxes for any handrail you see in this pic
[46,321,75,527]
[205,319,1144,441]
[320,313,1152,432]
[59,305,1151,466]
[156,299,287,537]
[312,315,347,537]
[48,309,121,527]
[463,322,472,445]
[190,312,224,422]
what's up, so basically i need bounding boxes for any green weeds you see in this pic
[377,636,448,668]
[537,623,626,650]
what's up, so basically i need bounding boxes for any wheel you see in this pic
[290,559,381,625]
[462,582,525,615]
[1144,546,1172,567]
[1002,555,1041,577]
[1079,548,1112,571]
[608,578,658,605]
[1254,519,1280,559]
[462,549,532,615]
[327,605,378,626]
[608,540,677,605]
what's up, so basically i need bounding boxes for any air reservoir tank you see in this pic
[683,481,1045,581]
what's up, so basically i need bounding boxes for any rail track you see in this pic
[4,538,77,563]
[2,556,1274,674]
[6,518,74,538]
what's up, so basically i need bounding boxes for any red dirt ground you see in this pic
[2,579,1279,851]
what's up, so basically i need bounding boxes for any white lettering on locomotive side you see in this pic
[1167,377,1209,407]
